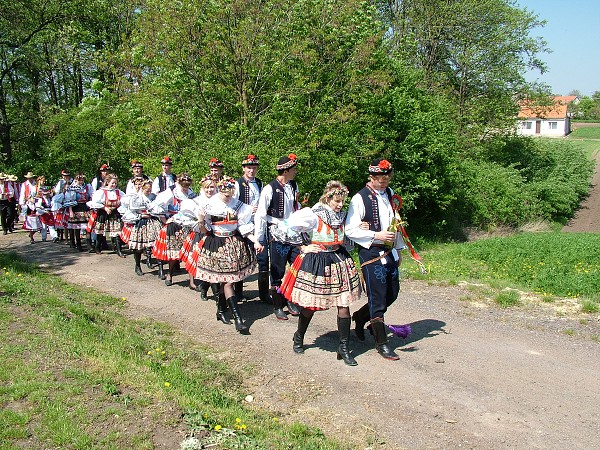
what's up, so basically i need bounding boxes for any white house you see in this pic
[516,95,578,137]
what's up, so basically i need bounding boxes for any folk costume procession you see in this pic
[1,155,418,364]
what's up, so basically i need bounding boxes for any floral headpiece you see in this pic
[276,153,298,170]
[368,158,393,175]
[160,156,173,165]
[179,174,192,183]
[200,174,215,185]
[61,169,71,176]
[209,158,224,168]
[242,154,260,166]
[217,175,236,192]
[326,186,349,198]
[131,160,143,168]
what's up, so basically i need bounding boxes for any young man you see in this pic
[345,158,407,361]
[126,160,151,194]
[254,154,302,320]
[0,173,15,235]
[19,172,38,210]
[209,158,224,182]
[90,164,111,193]
[234,154,268,302]
[151,156,176,194]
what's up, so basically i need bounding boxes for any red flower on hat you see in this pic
[163,156,171,161]
[379,160,391,170]
[289,153,297,161]
[210,158,218,163]
[247,154,256,161]
[131,160,137,165]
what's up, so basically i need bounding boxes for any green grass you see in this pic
[0,252,348,449]
[494,290,521,308]
[404,232,600,305]
[568,126,600,139]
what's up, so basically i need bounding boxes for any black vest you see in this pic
[236,177,263,205]
[158,173,176,193]
[357,185,392,232]
[267,179,298,219]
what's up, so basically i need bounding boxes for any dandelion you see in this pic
[147,351,152,355]
[161,351,165,355]
[164,382,171,387]
[235,418,242,423]
[121,297,126,301]
[155,348,161,352]
[241,424,247,430]
[272,417,279,422]
[18,273,22,277]
[214,425,222,431]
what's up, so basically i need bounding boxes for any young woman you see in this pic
[189,176,263,334]
[22,194,42,243]
[86,173,125,254]
[34,178,57,242]
[64,173,92,251]
[179,174,217,297]
[278,181,361,366]
[151,173,196,285]
[127,180,166,275]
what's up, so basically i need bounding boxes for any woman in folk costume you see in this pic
[63,173,92,251]
[34,177,58,242]
[52,169,73,242]
[118,176,146,251]
[127,180,166,276]
[179,174,217,297]
[22,193,42,243]
[277,181,361,366]
[86,173,125,254]
[189,176,264,334]
[151,173,196,285]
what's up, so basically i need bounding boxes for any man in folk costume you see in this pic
[18,172,37,230]
[90,164,111,193]
[208,158,224,183]
[233,154,268,302]
[7,175,20,231]
[254,153,303,320]
[345,158,408,361]
[126,160,151,194]
[152,156,176,195]
[0,173,15,235]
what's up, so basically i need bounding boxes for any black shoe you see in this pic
[164,279,172,286]
[352,310,367,341]
[135,265,143,276]
[273,308,288,320]
[287,301,301,316]
[293,331,305,354]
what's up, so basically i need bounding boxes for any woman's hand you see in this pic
[254,243,264,253]
[301,244,323,253]
[359,221,370,230]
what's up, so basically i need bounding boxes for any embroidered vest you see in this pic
[266,179,298,219]
[310,218,345,247]
[237,177,263,205]
[357,185,392,232]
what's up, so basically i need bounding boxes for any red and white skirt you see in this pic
[152,223,190,261]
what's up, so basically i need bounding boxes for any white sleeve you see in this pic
[345,194,375,248]
[254,184,273,242]
[286,207,318,233]
[237,202,255,236]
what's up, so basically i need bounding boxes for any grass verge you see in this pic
[0,252,346,449]
[404,232,600,312]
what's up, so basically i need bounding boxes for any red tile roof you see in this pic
[518,96,577,119]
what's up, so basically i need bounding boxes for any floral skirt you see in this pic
[53,210,67,229]
[22,215,41,231]
[190,233,256,283]
[152,222,189,261]
[66,204,90,230]
[279,248,361,310]
[129,217,163,250]
[39,212,55,227]
[90,209,122,237]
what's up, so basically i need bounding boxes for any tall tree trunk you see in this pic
[0,86,12,163]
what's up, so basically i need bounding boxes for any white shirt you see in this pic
[19,180,37,206]
[202,195,254,237]
[254,181,299,242]
[151,173,176,194]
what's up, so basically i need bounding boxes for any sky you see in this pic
[516,0,600,97]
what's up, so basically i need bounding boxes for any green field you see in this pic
[569,126,600,140]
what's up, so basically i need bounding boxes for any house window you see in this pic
[548,122,558,130]
[522,121,532,129]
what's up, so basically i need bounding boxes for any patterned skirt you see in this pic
[119,223,133,244]
[54,210,67,229]
[66,203,90,230]
[190,233,256,283]
[91,209,123,237]
[152,222,190,261]
[279,247,361,310]
[128,217,163,250]
[39,212,55,227]
[22,214,42,231]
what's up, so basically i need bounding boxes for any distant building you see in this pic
[516,95,579,137]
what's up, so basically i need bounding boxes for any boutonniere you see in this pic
[275,188,281,193]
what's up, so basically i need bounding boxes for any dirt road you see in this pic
[2,231,599,449]
[562,149,600,232]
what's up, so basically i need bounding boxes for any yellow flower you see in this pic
[155,348,161,352]
[147,351,152,355]
[161,351,165,355]
[121,297,126,301]
[241,424,247,430]
[235,418,242,423]
[214,425,222,431]
[164,382,170,387]
[18,273,22,277]
[272,417,279,422]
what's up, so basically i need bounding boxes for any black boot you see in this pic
[95,235,103,254]
[210,283,220,302]
[227,296,250,334]
[293,311,313,354]
[157,262,166,280]
[145,248,156,269]
[258,271,271,303]
[337,317,358,366]
[68,229,76,248]
[234,281,248,302]
[76,233,83,252]
[198,281,209,301]
[286,300,301,316]
[134,251,143,276]
[370,318,399,360]
[271,288,288,320]
[113,237,126,258]
[216,293,231,324]
[352,303,370,341]
[86,235,94,252]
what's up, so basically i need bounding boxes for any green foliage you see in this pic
[494,290,521,308]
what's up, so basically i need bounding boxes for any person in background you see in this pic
[277,181,361,365]
[208,158,224,183]
[86,173,125,254]
[22,194,42,243]
[64,173,92,252]
[126,160,151,194]
[0,173,15,235]
[152,156,176,195]
[254,153,302,320]
[90,164,111,193]
[6,174,20,232]
[35,177,57,242]
[345,158,407,361]
[53,169,73,242]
